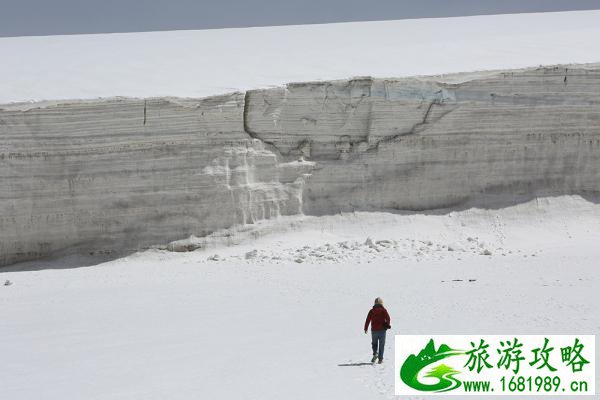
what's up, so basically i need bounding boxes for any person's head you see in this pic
[374,297,383,305]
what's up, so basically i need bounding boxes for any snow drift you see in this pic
[2,64,600,266]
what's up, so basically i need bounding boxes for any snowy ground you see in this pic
[1,196,599,399]
[1,10,600,104]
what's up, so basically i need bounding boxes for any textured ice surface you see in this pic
[2,65,600,266]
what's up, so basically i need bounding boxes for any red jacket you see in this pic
[364,304,391,331]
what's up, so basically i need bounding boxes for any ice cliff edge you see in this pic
[1,64,600,266]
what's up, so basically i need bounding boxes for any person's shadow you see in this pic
[337,362,373,367]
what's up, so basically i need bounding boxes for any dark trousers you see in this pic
[371,330,386,359]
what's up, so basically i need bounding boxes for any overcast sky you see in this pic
[2,0,600,37]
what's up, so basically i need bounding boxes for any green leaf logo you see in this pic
[400,339,464,392]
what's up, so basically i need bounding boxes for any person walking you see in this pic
[364,297,391,364]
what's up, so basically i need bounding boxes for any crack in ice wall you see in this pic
[1,64,600,266]
[244,66,600,214]
[0,94,314,266]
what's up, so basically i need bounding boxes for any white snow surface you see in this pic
[2,10,600,104]
[2,196,599,399]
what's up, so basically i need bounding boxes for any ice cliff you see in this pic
[1,64,600,266]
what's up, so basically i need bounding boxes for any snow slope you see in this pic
[1,10,600,103]
[1,196,599,399]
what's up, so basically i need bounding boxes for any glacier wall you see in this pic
[1,65,600,266]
